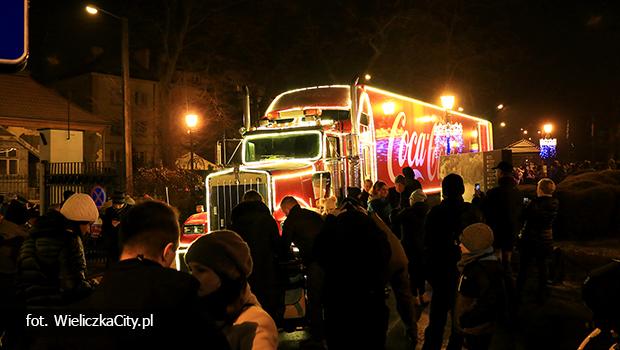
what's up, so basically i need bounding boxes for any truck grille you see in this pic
[207,170,270,231]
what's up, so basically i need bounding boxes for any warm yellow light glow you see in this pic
[471,143,479,151]
[364,74,372,81]
[458,107,464,112]
[543,123,553,134]
[185,113,198,128]
[523,130,528,135]
[85,5,98,14]
[470,130,479,138]
[440,95,455,110]
[500,122,506,127]
[497,104,504,110]
[382,102,396,115]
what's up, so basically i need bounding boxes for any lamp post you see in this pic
[185,114,198,171]
[441,95,455,154]
[86,5,133,194]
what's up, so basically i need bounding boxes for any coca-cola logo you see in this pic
[386,111,439,182]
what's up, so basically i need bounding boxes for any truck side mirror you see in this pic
[312,172,331,199]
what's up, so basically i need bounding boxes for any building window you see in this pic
[0,149,19,175]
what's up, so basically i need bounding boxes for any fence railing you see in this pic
[0,175,35,199]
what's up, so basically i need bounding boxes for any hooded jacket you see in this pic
[17,210,92,306]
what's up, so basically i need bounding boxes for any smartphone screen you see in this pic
[474,183,480,191]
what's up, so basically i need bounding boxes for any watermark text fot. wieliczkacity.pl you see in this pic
[25,313,154,330]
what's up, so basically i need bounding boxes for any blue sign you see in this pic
[90,186,107,208]
[0,0,28,65]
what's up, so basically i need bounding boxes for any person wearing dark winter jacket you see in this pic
[455,223,505,350]
[17,193,98,307]
[368,180,393,225]
[314,206,391,349]
[477,161,523,273]
[230,190,282,322]
[101,191,132,267]
[72,200,230,350]
[280,196,325,344]
[516,178,559,303]
[423,174,483,350]
[393,189,429,300]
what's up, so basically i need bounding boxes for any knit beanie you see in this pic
[409,189,427,206]
[459,223,494,252]
[185,230,253,281]
[60,193,99,223]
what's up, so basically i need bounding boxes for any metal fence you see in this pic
[0,175,32,199]
[44,161,122,209]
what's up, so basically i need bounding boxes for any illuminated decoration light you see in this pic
[364,86,489,123]
[382,102,396,115]
[432,122,464,158]
[364,74,372,81]
[471,143,479,151]
[265,85,351,114]
[423,187,442,194]
[458,107,464,112]
[470,130,479,138]
[500,122,506,127]
[539,138,557,159]
[272,169,317,180]
[497,104,504,110]
[523,130,528,135]
[543,123,553,134]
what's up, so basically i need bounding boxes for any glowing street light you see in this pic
[85,5,98,14]
[185,113,199,170]
[185,113,199,128]
[523,130,528,135]
[86,4,132,194]
[497,104,504,110]
[500,122,506,127]
[543,123,553,134]
[440,95,455,110]
[364,73,372,81]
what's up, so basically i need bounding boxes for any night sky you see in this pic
[26,0,620,160]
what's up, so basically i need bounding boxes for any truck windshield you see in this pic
[244,132,321,162]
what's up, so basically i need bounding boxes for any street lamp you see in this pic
[441,95,455,154]
[364,73,372,81]
[543,123,553,135]
[185,113,199,171]
[86,4,133,194]
[500,122,506,127]
[523,130,528,135]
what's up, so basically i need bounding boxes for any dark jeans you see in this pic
[324,295,388,349]
[306,261,325,340]
[423,268,463,350]
[517,240,553,301]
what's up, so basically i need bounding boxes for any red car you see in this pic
[181,212,208,246]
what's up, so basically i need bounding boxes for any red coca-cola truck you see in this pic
[205,84,492,230]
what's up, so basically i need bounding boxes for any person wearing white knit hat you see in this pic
[17,193,97,307]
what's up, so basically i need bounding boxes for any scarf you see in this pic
[458,246,496,272]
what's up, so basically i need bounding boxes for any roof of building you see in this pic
[506,138,540,153]
[0,73,109,126]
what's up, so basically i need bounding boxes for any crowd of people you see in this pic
[0,160,568,350]
[515,158,617,185]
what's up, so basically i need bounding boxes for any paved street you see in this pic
[279,281,594,349]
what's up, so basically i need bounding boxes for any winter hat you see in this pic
[185,230,253,281]
[60,193,99,223]
[459,223,494,252]
[409,189,427,206]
